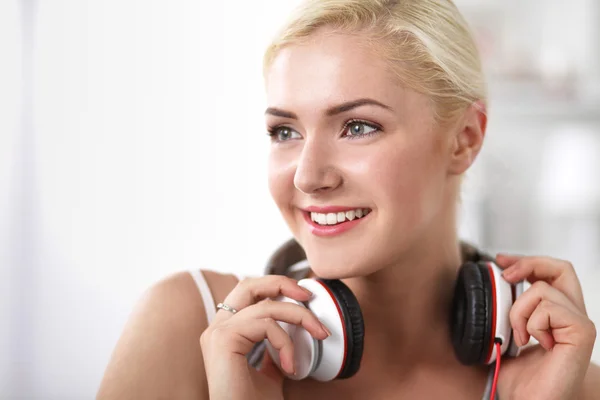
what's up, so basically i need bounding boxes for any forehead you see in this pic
[265,30,405,109]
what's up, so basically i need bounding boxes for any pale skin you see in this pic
[96,28,599,399]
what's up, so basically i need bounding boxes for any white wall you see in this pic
[1,0,599,398]
[3,1,306,398]
[0,0,22,395]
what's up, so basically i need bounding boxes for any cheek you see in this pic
[268,151,295,209]
[367,135,447,219]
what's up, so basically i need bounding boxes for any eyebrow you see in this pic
[264,98,393,119]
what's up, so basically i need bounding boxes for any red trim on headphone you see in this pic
[316,280,348,378]
[485,263,498,364]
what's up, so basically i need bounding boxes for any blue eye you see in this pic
[267,120,381,142]
[343,120,380,138]
[268,126,301,142]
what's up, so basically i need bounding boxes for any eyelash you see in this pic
[267,119,382,142]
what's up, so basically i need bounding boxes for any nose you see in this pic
[293,138,342,194]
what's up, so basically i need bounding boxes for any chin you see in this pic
[292,209,422,279]
[303,244,388,279]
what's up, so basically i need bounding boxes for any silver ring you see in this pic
[216,302,238,314]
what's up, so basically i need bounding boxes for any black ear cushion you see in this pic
[319,279,365,379]
[264,238,307,276]
[451,262,493,365]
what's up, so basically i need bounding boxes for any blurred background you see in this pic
[1,0,599,398]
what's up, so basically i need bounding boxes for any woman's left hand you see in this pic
[495,254,597,400]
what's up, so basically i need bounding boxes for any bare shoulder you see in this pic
[96,269,241,400]
[583,361,600,399]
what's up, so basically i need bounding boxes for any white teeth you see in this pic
[310,208,371,226]
[326,213,337,225]
[317,214,327,225]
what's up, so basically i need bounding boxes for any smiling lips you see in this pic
[302,206,372,237]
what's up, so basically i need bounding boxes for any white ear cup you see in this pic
[486,262,525,363]
[264,279,347,381]
[265,296,318,380]
[298,279,347,381]
[506,279,525,358]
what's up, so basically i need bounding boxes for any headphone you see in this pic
[261,239,524,382]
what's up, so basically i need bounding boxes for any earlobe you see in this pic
[448,101,487,175]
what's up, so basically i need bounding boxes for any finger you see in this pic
[238,299,330,340]
[495,253,525,268]
[228,317,297,375]
[258,346,285,383]
[510,280,583,347]
[500,256,586,313]
[525,299,596,353]
[525,300,555,350]
[214,275,313,322]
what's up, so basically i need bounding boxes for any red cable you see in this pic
[490,341,501,400]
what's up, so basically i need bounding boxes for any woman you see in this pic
[97,0,599,398]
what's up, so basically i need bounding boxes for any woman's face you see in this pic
[265,30,459,279]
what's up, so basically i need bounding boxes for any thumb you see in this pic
[258,348,285,384]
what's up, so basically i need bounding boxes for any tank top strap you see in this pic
[188,269,217,325]
[188,269,254,326]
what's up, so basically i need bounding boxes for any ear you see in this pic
[447,100,487,175]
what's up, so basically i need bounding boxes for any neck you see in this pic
[343,221,462,376]
[299,214,492,397]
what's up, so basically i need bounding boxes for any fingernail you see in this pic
[521,332,528,346]
[300,287,313,297]
[514,331,522,347]
[321,322,332,337]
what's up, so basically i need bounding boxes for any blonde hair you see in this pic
[263,0,487,126]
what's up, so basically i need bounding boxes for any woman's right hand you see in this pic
[199,275,331,400]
